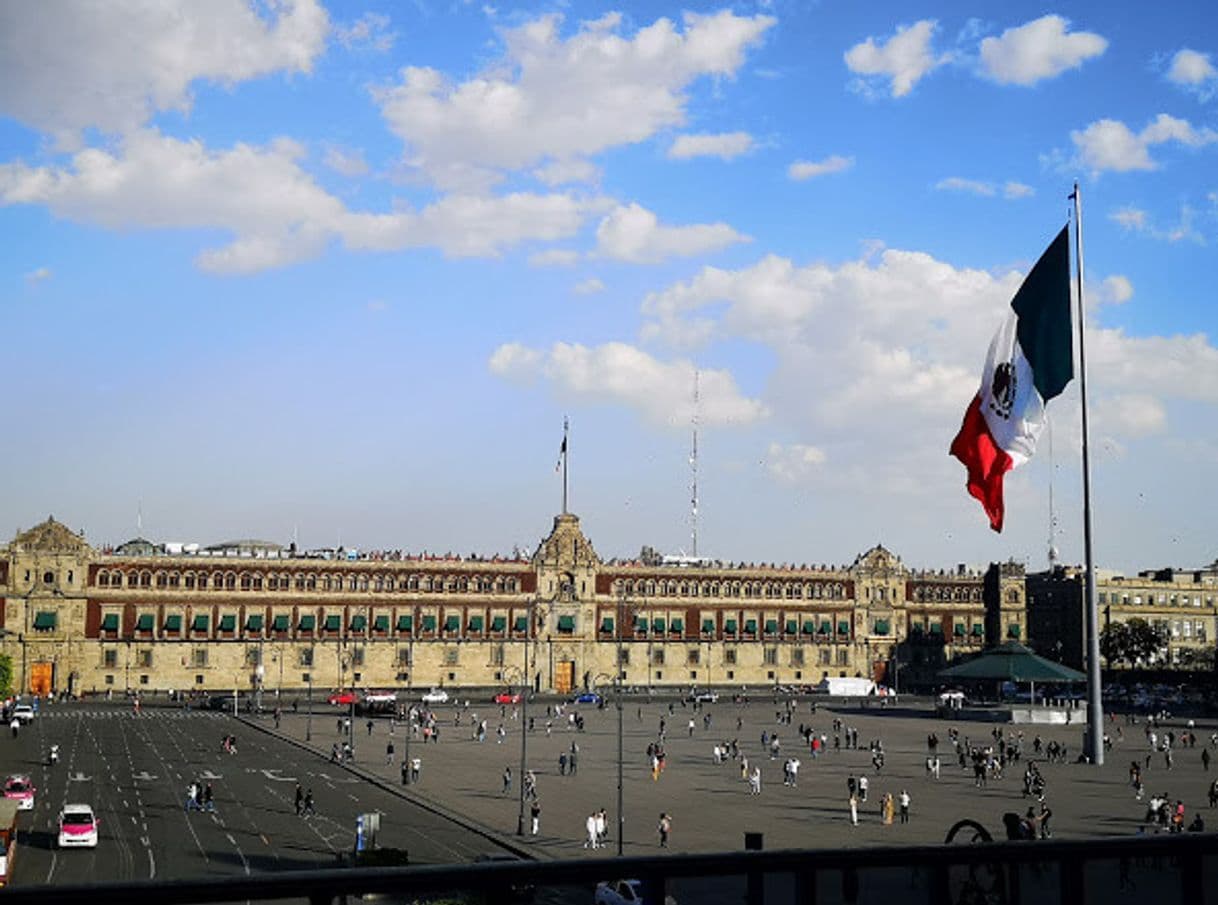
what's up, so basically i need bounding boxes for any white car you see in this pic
[686,690,718,703]
[12,705,35,724]
[58,804,100,848]
[3,774,36,811]
[421,688,449,705]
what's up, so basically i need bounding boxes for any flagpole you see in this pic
[1072,182,1104,765]
[561,416,569,515]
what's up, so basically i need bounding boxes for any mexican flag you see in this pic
[950,226,1073,532]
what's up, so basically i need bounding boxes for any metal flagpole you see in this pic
[1072,182,1104,765]
[561,417,569,515]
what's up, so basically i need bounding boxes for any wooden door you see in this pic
[29,662,53,696]
[555,660,575,694]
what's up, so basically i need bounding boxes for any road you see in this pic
[2,702,524,889]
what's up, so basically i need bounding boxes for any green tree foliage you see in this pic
[0,654,12,698]
[1100,618,1168,668]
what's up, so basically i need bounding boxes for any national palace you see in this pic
[1,514,1212,697]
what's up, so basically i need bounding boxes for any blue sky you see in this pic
[2,1,1216,573]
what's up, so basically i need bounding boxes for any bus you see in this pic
[0,798,21,887]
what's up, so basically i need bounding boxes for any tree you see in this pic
[1099,621,1130,668]
[0,653,12,698]
[1101,618,1168,669]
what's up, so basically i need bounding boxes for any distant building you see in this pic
[2,513,1025,697]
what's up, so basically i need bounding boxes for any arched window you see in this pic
[240,573,252,591]
[225,572,236,590]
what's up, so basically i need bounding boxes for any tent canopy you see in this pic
[938,641,1085,683]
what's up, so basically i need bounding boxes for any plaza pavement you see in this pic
[249,694,1218,859]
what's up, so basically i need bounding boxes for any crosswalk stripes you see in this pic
[33,709,229,720]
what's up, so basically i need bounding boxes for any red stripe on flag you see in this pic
[950,395,1014,533]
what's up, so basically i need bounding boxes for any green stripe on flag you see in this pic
[1012,226,1072,402]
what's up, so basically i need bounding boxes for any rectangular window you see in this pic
[352,646,365,666]
[791,648,805,666]
[137,650,153,668]
[397,647,412,666]
[298,648,314,668]
[652,649,665,666]
[686,648,700,666]
[836,649,849,666]
[819,649,831,665]
[763,646,778,666]
[490,644,505,666]
[140,674,149,685]
[245,647,261,667]
[444,647,459,666]
[193,648,208,668]
[618,648,630,665]
[102,649,117,668]
[724,648,737,665]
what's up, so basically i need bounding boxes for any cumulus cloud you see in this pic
[0,129,610,273]
[1098,275,1134,305]
[844,20,951,98]
[935,177,1035,199]
[323,145,369,177]
[0,0,329,144]
[667,132,755,160]
[594,203,749,264]
[978,15,1106,85]
[573,277,606,295]
[1110,206,1148,230]
[1069,113,1218,174]
[1167,48,1217,99]
[765,442,827,482]
[334,12,396,52]
[533,159,601,186]
[487,341,768,427]
[528,249,580,268]
[1108,202,1205,244]
[375,10,774,188]
[787,155,854,181]
[1003,182,1034,199]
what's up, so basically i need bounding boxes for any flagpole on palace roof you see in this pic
[1072,182,1105,766]
[561,416,570,516]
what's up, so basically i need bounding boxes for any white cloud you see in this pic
[23,266,52,285]
[936,177,995,197]
[1004,181,1034,199]
[1110,206,1148,230]
[1070,114,1218,174]
[487,341,768,427]
[533,159,601,186]
[376,10,774,188]
[1095,394,1167,438]
[0,129,610,273]
[1107,202,1205,244]
[594,203,749,264]
[573,277,606,295]
[978,15,1106,86]
[528,249,580,268]
[1099,275,1133,305]
[323,146,369,177]
[668,132,755,161]
[788,155,854,181]
[844,20,951,98]
[0,0,329,144]
[335,12,396,52]
[765,442,827,482]
[1167,48,1217,99]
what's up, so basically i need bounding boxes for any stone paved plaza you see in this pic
[254,695,1218,859]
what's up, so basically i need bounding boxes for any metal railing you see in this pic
[5,832,1216,904]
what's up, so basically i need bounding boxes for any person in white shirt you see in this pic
[899,789,911,823]
[585,812,599,849]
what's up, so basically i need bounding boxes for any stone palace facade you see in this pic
[1,515,1028,697]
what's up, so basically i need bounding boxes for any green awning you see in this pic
[802,620,815,634]
[837,621,850,634]
[635,616,647,632]
[164,614,182,631]
[1007,624,1021,639]
[219,615,236,632]
[491,616,506,632]
[422,615,436,631]
[670,618,683,633]
[373,615,389,632]
[136,614,154,632]
[764,619,778,634]
[744,619,757,634]
[398,614,413,631]
[874,620,890,635]
[33,612,56,630]
[324,615,341,632]
[351,615,367,631]
[513,616,527,632]
[702,618,715,633]
[929,623,943,635]
[954,623,965,637]
[557,615,575,633]
[724,619,738,634]
[469,615,484,631]
[100,613,119,632]
[601,617,614,633]
[272,615,289,632]
[299,615,316,631]
[444,615,460,632]
[247,614,265,631]
[818,620,831,634]
[971,624,984,637]
[652,618,665,633]
[786,619,797,634]
[192,615,209,632]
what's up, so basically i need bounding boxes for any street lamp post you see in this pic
[614,588,645,857]
[515,605,532,836]
[306,658,314,742]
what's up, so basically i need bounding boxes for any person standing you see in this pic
[585,812,599,849]
[502,766,512,795]
[294,783,304,816]
[185,781,198,812]
[849,793,859,826]
[386,739,395,765]
[203,782,215,813]
[411,757,421,783]
[899,789,911,824]
[858,775,869,803]
[530,800,541,836]
[658,812,672,848]
[302,789,315,817]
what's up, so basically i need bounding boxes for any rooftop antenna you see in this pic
[137,500,143,536]
[690,370,700,558]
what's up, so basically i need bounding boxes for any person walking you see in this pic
[658,812,672,848]
[294,783,304,816]
[849,793,859,826]
[502,766,512,795]
[530,800,541,836]
[584,812,599,849]
[185,781,198,812]
[899,789,911,824]
[386,739,395,765]
[203,782,215,813]
[302,789,316,817]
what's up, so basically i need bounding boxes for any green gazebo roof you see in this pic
[938,641,1085,683]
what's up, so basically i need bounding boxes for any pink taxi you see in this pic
[2,775,35,812]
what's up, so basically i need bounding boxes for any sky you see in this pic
[2,1,1216,575]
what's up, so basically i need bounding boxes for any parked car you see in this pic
[572,692,603,705]
[58,804,100,848]
[328,690,360,706]
[685,690,718,703]
[12,704,35,724]
[421,688,450,705]
[3,774,36,811]
[493,691,522,705]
